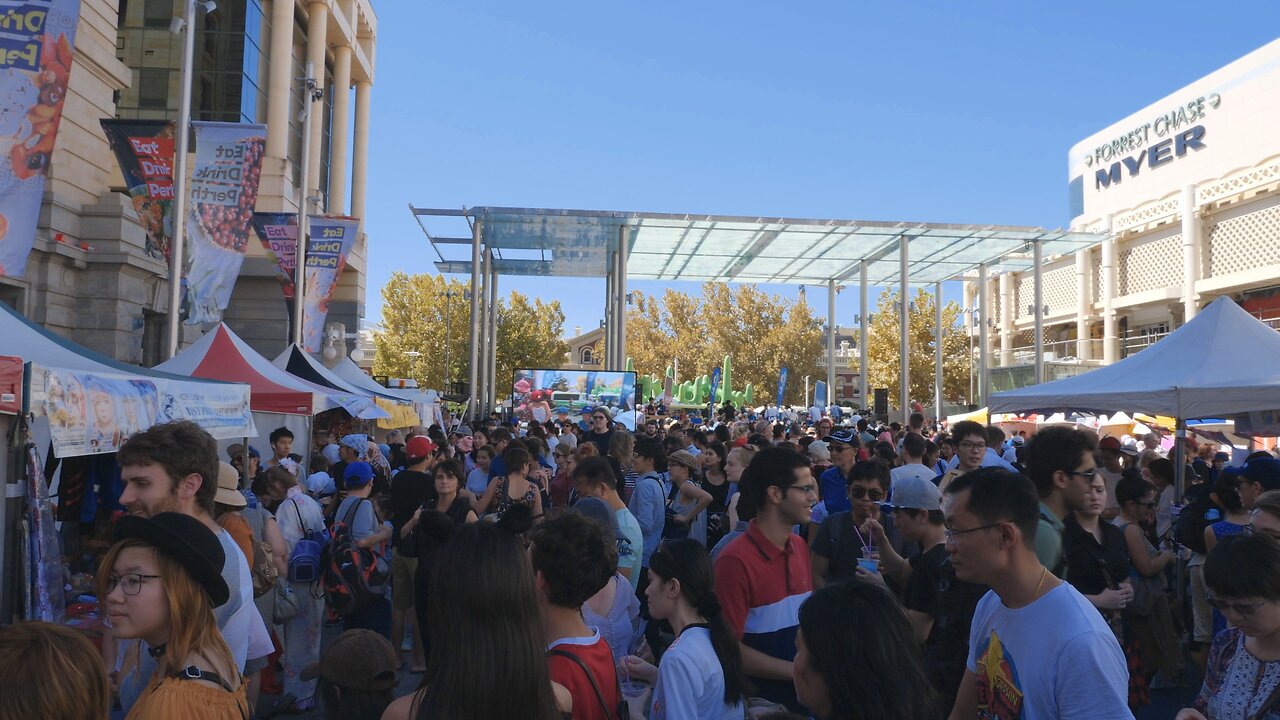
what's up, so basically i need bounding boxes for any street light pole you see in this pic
[165,0,201,359]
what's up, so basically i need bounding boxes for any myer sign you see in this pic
[1087,93,1220,190]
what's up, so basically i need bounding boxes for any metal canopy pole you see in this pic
[467,220,482,421]
[604,254,615,368]
[617,228,629,370]
[166,0,199,359]
[935,280,944,422]
[899,238,910,420]
[1033,240,1045,384]
[487,255,499,414]
[827,280,837,407]
[978,264,990,406]
[859,262,869,410]
[477,248,491,418]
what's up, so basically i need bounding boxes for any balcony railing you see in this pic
[1004,339,1105,365]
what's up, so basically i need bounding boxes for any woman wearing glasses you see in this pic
[97,512,248,719]
[1114,476,1183,703]
[1178,534,1280,720]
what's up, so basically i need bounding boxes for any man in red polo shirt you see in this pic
[714,446,816,712]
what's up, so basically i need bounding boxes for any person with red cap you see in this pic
[388,434,437,673]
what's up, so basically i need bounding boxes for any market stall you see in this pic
[329,356,442,429]
[273,345,419,431]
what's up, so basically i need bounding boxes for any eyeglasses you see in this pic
[1136,500,1158,509]
[958,441,986,451]
[786,483,817,495]
[107,573,160,596]
[848,486,884,501]
[944,523,1003,544]
[1069,469,1098,481]
[1206,596,1267,616]
[828,444,851,453]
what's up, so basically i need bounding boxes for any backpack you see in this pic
[320,498,389,616]
[1173,495,1217,556]
[662,476,689,540]
[287,498,329,583]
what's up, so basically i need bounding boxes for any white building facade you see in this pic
[972,38,1280,391]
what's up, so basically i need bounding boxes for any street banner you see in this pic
[185,121,266,324]
[301,215,359,352]
[0,0,81,277]
[709,367,722,409]
[776,366,789,408]
[101,119,176,260]
[32,365,255,459]
[814,380,827,407]
[251,212,298,298]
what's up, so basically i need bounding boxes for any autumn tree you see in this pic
[373,273,569,398]
[864,288,970,410]
[624,283,823,406]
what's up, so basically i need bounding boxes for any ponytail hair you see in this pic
[648,539,746,707]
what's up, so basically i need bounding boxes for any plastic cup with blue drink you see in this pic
[858,541,880,574]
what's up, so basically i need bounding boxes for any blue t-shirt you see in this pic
[628,471,666,568]
[820,466,850,514]
[336,495,377,541]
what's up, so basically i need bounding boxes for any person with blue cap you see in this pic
[334,460,392,636]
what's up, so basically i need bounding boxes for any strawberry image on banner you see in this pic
[0,0,82,278]
[184,121,266,324]
[302,215,360,352]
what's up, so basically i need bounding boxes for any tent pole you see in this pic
[1175,416,1187,612]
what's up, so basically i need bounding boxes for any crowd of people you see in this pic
[4,402,1280,719]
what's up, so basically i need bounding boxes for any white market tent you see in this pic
[989,297,1280,419]
[329,357,441,428]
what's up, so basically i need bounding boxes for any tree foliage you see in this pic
[624,283,823,406]
[372,273,569,397]
[864,288,971,409]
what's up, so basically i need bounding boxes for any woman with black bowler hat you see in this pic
[98,512,248,719]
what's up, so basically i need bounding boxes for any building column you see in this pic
[827,280,837,403]
[858,261,868,409]
[304,1,328,206]
[899,238,910,419]
[999,272,1014,366]
[328,45,352,215]
[1181,184,1201,323]
[1102,214,1118,364]
[265,0,295,160]
[1075,249,1090,361]
[351,81,371,224]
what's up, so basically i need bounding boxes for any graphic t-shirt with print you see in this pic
[966,583,1133,720]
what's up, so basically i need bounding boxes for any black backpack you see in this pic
[320,498,389,616]
[1172,495,1217,556]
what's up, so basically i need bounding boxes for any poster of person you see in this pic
[184,121,267,324]
[511,369,637,424]
[0,0,82,277]
[34,366,255,458]
[101,119,176,260]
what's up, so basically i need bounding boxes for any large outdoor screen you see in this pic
[512,369,637,424]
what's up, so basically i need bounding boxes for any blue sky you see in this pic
[360,2,1280,336]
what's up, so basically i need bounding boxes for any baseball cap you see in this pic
[823,429,857,446]
[1242,456,1280,491]
[454,425,473,437]
[301,629,399,691]
[808,440,831,462]
[1098,436,1137,456]
[405,435,437,461]
[343,461,375,488]
[888,476,943,512]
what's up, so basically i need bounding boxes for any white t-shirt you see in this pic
[651,625,745,720]
[891,463,937,488]
[966,583,1133,719]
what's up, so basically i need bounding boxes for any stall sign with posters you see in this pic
[101,119,176,260]
[0,355,21,414]
[30,365,256,458]
[184,121,267,324]
[302,215,359,352]
[0,0,82,278]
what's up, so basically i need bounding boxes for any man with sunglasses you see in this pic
[1023,426,1099,579]
[943,468,1131,720]
[818,429,860,515]
[810,460,890,589]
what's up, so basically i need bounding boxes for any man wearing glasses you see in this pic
[1022,426,1099,579]
[817,429,861,515]
[943,468,1132,720]
[585,406,614,456]
[939,421,988,492]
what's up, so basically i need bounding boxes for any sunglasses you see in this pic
[848,486,885,501]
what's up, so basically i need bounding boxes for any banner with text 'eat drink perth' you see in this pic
[302,215,359,353]
[185,121,266,324]
[0,0,81,278]
[250,212,298,299]
[101,119,176,260]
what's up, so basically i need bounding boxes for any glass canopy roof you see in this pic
[412,206,1104,285]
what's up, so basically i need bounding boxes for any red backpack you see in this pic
[320,498,389,616]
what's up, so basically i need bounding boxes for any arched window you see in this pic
[580,347,594,365]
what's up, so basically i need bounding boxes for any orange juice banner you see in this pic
[0,0,81,277]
